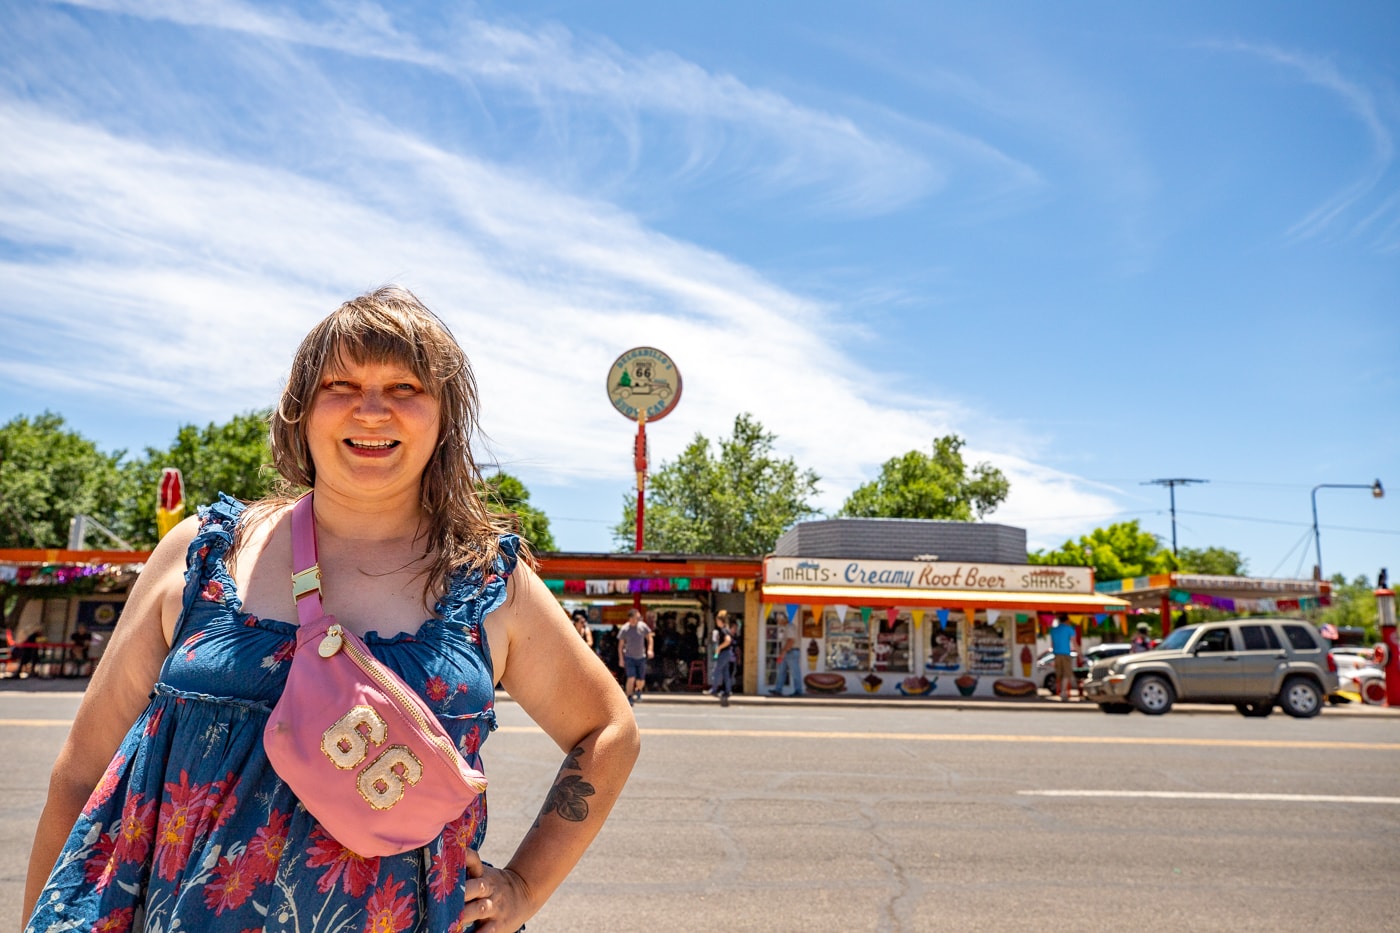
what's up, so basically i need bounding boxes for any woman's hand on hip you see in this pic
[462,849,535,932]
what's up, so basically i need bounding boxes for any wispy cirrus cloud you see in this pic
[57,0,936,216]
[812,28,1160,273]
[0,85,1116,526]
[2,1,1122,544]
[1204,39,1400,251]
[0,94,912,475]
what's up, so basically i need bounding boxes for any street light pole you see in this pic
[1311,479,1385,580]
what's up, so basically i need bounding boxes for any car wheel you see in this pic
[1100,702,1133,715]
[1130,675,1173,715]
[1360,678,1387,706]
[1043,673,1057,694]
[1235,702,1273,718]
[1278,677,1322,719]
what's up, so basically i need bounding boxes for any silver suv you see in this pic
[1082,619,1338,718]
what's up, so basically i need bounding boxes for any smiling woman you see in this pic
[22,286,640,933]
[305,358,443,508]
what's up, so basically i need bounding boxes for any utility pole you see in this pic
[1143,478,1207,557]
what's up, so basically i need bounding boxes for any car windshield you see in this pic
[1158,627,1195,651]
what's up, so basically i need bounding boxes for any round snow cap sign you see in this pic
[607,347,682,421]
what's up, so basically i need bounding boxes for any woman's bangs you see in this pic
[322,325,436,390]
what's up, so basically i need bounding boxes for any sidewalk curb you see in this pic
[7,678,1397,718]
[622,691,1400,717]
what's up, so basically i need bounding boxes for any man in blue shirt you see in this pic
[1049,614,1079,701]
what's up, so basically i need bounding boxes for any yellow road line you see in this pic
[497,726,1400,752]
[0,719,75,727]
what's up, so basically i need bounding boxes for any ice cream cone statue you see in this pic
[1020,645,1033,677]
[807,639,819,670]
[156,468,185,540]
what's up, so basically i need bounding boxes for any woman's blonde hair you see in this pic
[264,285,519,592]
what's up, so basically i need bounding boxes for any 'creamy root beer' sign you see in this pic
[764,557,1093,594]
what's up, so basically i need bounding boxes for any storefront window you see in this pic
[824,611,871,671]
[967,612,1011,676]
[926,621,961,673]
[803,609,825,674]
[763,608,784,684]
[874,612,911,672]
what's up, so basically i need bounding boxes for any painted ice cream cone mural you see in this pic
[156,468,185,540]
[1020,645,1033,676]
[807,638,819,670]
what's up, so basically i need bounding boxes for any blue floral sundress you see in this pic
[26,495,519,933]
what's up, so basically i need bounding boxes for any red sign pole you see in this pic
[633,411,648,553]
[632,412,648,611]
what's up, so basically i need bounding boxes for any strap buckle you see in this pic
[291,565,323,601]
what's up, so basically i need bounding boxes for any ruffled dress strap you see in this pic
[417,533,521,729]
[172,493,246,648]
[473,532,523,618]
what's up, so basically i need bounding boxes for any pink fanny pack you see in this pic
[263,493,488,857]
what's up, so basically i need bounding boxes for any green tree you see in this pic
[112,410,278,546]
[1176,545,1248,576]
[613,413,821,555]
[0,412,123,548]
[0,413,126,632]
[1030,520,1177,582]
[479,471,557,552]
[838,435,1009,520]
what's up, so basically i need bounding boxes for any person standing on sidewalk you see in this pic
[1049,614,1079,701]
[619,608,654,705]
[572,608,595,650]
[769,610,804,696]
[708,610,735,706]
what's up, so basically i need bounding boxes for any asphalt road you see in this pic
[3,690,1398,932]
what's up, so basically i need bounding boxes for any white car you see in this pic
[1334,652,1386,705]
[1034,643,1133,693]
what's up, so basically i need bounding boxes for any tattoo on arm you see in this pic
[534,745,596,828]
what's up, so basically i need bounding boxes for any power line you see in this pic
[1087,478,1316,490]
[1013,510,1155,524]
[1177,508,1400,536]
[1142,478,1207,556]
[1293,532,1314,581]
[1267,528,1315,578]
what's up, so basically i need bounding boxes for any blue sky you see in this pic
[2,0,1397,581]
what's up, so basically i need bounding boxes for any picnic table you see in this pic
[2,641,90,679]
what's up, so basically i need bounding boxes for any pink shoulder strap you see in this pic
[289,493,324,624]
